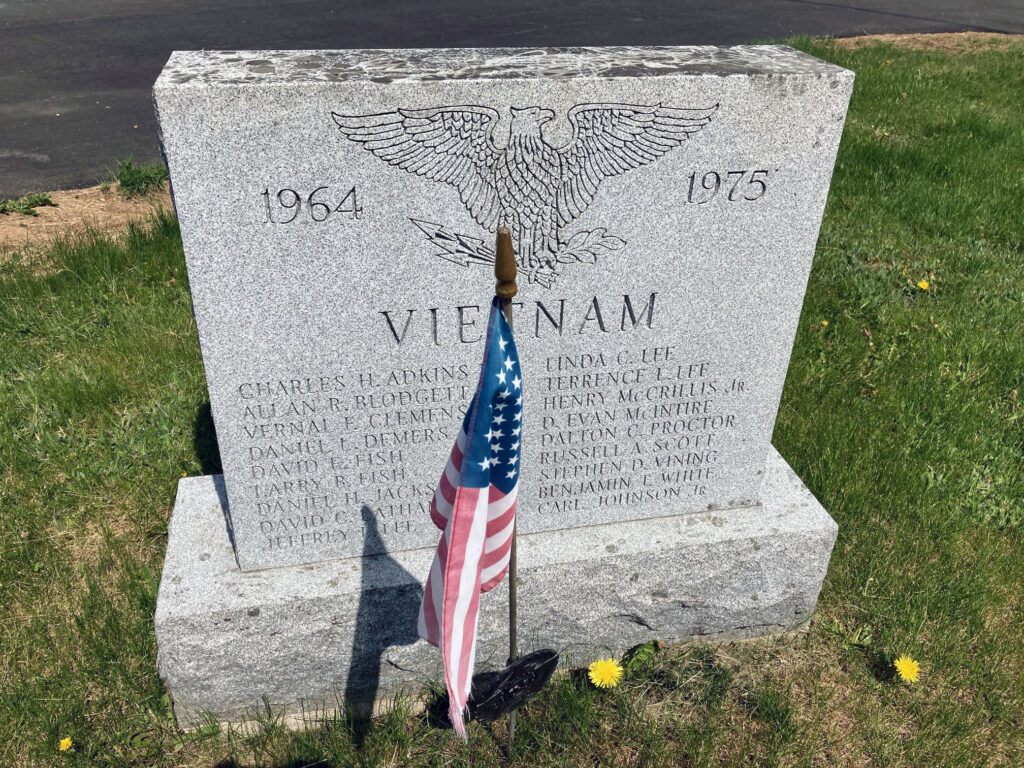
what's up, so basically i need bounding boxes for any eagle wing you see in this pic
[557,103,718,226]
[333,106,503,232]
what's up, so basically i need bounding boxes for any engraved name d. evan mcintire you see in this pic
[333,103,718,287]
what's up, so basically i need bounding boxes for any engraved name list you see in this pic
[228,289,754,562]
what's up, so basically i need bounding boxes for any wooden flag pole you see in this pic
[494,226,519,750]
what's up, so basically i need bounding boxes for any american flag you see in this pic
[418,296,522,739]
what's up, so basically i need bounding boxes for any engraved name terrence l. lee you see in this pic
[333,103,717,287]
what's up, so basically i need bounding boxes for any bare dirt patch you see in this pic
[833,32,1023,53]
[0,184,172,256]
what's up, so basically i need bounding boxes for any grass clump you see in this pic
[0,192,56,216]
[106,158,169,198]
[745,678,798,766]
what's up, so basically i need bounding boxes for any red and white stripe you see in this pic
[417,427,518,739]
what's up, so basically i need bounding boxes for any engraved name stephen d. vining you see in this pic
[332,103,722,287]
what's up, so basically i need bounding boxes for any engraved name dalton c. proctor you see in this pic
[332,102,718,286]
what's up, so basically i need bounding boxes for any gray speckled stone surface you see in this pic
[155,45,852,571]
[157,447,836,726]
[157,46,846,85]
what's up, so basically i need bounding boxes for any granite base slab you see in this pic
[156,446,836,728]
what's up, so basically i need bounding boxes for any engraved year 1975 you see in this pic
[261,186,363,224]
[685,168,779,204]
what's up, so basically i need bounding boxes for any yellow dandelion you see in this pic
[917,279,930,291]
[894,655,920,683]
[58,737,73,752]
[821,320,829,327]
[588,658,623,689]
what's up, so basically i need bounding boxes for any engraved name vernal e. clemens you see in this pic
[332,103,718,287]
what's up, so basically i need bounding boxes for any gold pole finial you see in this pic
[495,226,518,300]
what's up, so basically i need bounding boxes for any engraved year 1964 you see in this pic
[261,186,363,224]
[685,169,779,204]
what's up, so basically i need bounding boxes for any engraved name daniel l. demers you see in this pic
[332,103,717,287]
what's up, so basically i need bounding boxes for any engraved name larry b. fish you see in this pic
[333,103,718,287]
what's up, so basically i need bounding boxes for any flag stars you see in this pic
[470,320,521,485]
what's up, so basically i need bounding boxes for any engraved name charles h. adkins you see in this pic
[333,103,718,287]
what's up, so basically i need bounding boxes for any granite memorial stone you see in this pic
[154,45,852,726]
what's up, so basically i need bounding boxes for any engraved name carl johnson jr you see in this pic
[333,103,718,287]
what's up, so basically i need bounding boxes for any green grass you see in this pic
[105,158,169,198]
[0,192,56,217]
[2,37,1024,766]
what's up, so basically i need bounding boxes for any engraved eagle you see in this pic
[332,103,718,278]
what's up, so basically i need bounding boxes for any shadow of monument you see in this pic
[193,402,234,547]
[193,401,222,475]
[191,404,424,747]
[343,505,424,747]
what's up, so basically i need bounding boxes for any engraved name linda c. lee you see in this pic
[332,103,718,287]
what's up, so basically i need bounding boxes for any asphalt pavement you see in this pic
[1,0,1021,199]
